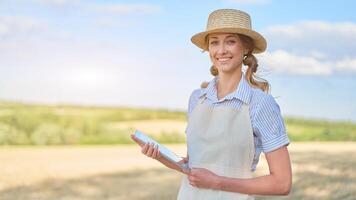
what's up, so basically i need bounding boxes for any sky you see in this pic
[0,0,356,121]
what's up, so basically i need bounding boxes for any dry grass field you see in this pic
[0,142,355,200]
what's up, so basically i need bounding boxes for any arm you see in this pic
[188,146,292,195]
[157,154,189,174]
[218,146,292,195]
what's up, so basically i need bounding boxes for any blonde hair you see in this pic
[201,34,269,93]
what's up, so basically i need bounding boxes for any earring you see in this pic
[243,54,248,61]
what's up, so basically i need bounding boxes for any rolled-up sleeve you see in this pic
[253,94,290,153]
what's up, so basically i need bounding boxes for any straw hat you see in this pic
[191,9,267,53]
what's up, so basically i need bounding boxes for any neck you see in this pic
[216,68,242,100]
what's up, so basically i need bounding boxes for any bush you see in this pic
[31,123,63,145]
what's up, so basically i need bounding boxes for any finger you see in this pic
[146,143,155,157]
[152,145,159,159]
[131,135,144,147]
[178,157,188,164]
[189,182,198,187]
[156,148,162,159]
[182,168,191,175]
[190,168,200,176]
[141,143,149,154]
[188,176,196,182]
[188,176,192,182]
[130,135,139,143]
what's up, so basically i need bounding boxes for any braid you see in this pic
[243,51,269,92]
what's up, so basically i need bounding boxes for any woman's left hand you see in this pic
[188,168,221,190]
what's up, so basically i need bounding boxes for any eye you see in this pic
[210,41,218,45]
[226,40,236,44]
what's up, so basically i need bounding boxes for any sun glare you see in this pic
[64,67,116,89]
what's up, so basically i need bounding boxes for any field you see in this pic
[0,142,355,200]
[0,101,355,146]
[1,101,356,199]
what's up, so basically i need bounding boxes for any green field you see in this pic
[0,101,355,145]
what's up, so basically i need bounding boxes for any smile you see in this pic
[217,57,232,62]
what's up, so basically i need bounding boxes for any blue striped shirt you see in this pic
[186,75,290,171]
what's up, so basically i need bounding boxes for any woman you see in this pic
[132,9,292,199]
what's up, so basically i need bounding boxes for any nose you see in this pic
[217,43,227,55]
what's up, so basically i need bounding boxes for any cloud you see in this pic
[33,0,80,7]
[88,4,161,15]
[264,20,356,60]
[32,0,161,15]
[335,57,356,72]
[0,16,44,36]
[259,50,332,75]
[265,21,356,39]
[258,50,356,75]
[225,0,271,4]
[260,20,356,75]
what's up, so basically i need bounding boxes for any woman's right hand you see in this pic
[131,134,190,174]
[130,134,162,160]
[141,142,162,160]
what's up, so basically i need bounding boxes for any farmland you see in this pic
[0,143,355,199]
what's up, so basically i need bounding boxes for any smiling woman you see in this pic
[132,8,292,200]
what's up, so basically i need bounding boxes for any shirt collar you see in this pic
[199,74,252,104]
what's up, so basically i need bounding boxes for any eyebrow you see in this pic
[209,35,237,39]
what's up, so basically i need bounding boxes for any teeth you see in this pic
[218,58,231,61]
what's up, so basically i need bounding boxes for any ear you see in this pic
[243,48,248,56]
[243,49,248,55]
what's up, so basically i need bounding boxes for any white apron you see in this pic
[177,94,255,200]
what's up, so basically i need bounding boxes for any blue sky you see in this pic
[0,0,355,121]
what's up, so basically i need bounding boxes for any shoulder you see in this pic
[189,88,202,99]
[249,88,281,114]
[249,88,284,134]
[187,88,203,117]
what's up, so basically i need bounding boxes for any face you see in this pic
[208,33,247,74]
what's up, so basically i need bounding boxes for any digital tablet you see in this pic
[133,130,190,171]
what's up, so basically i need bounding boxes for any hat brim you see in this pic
[191,28,267,54]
